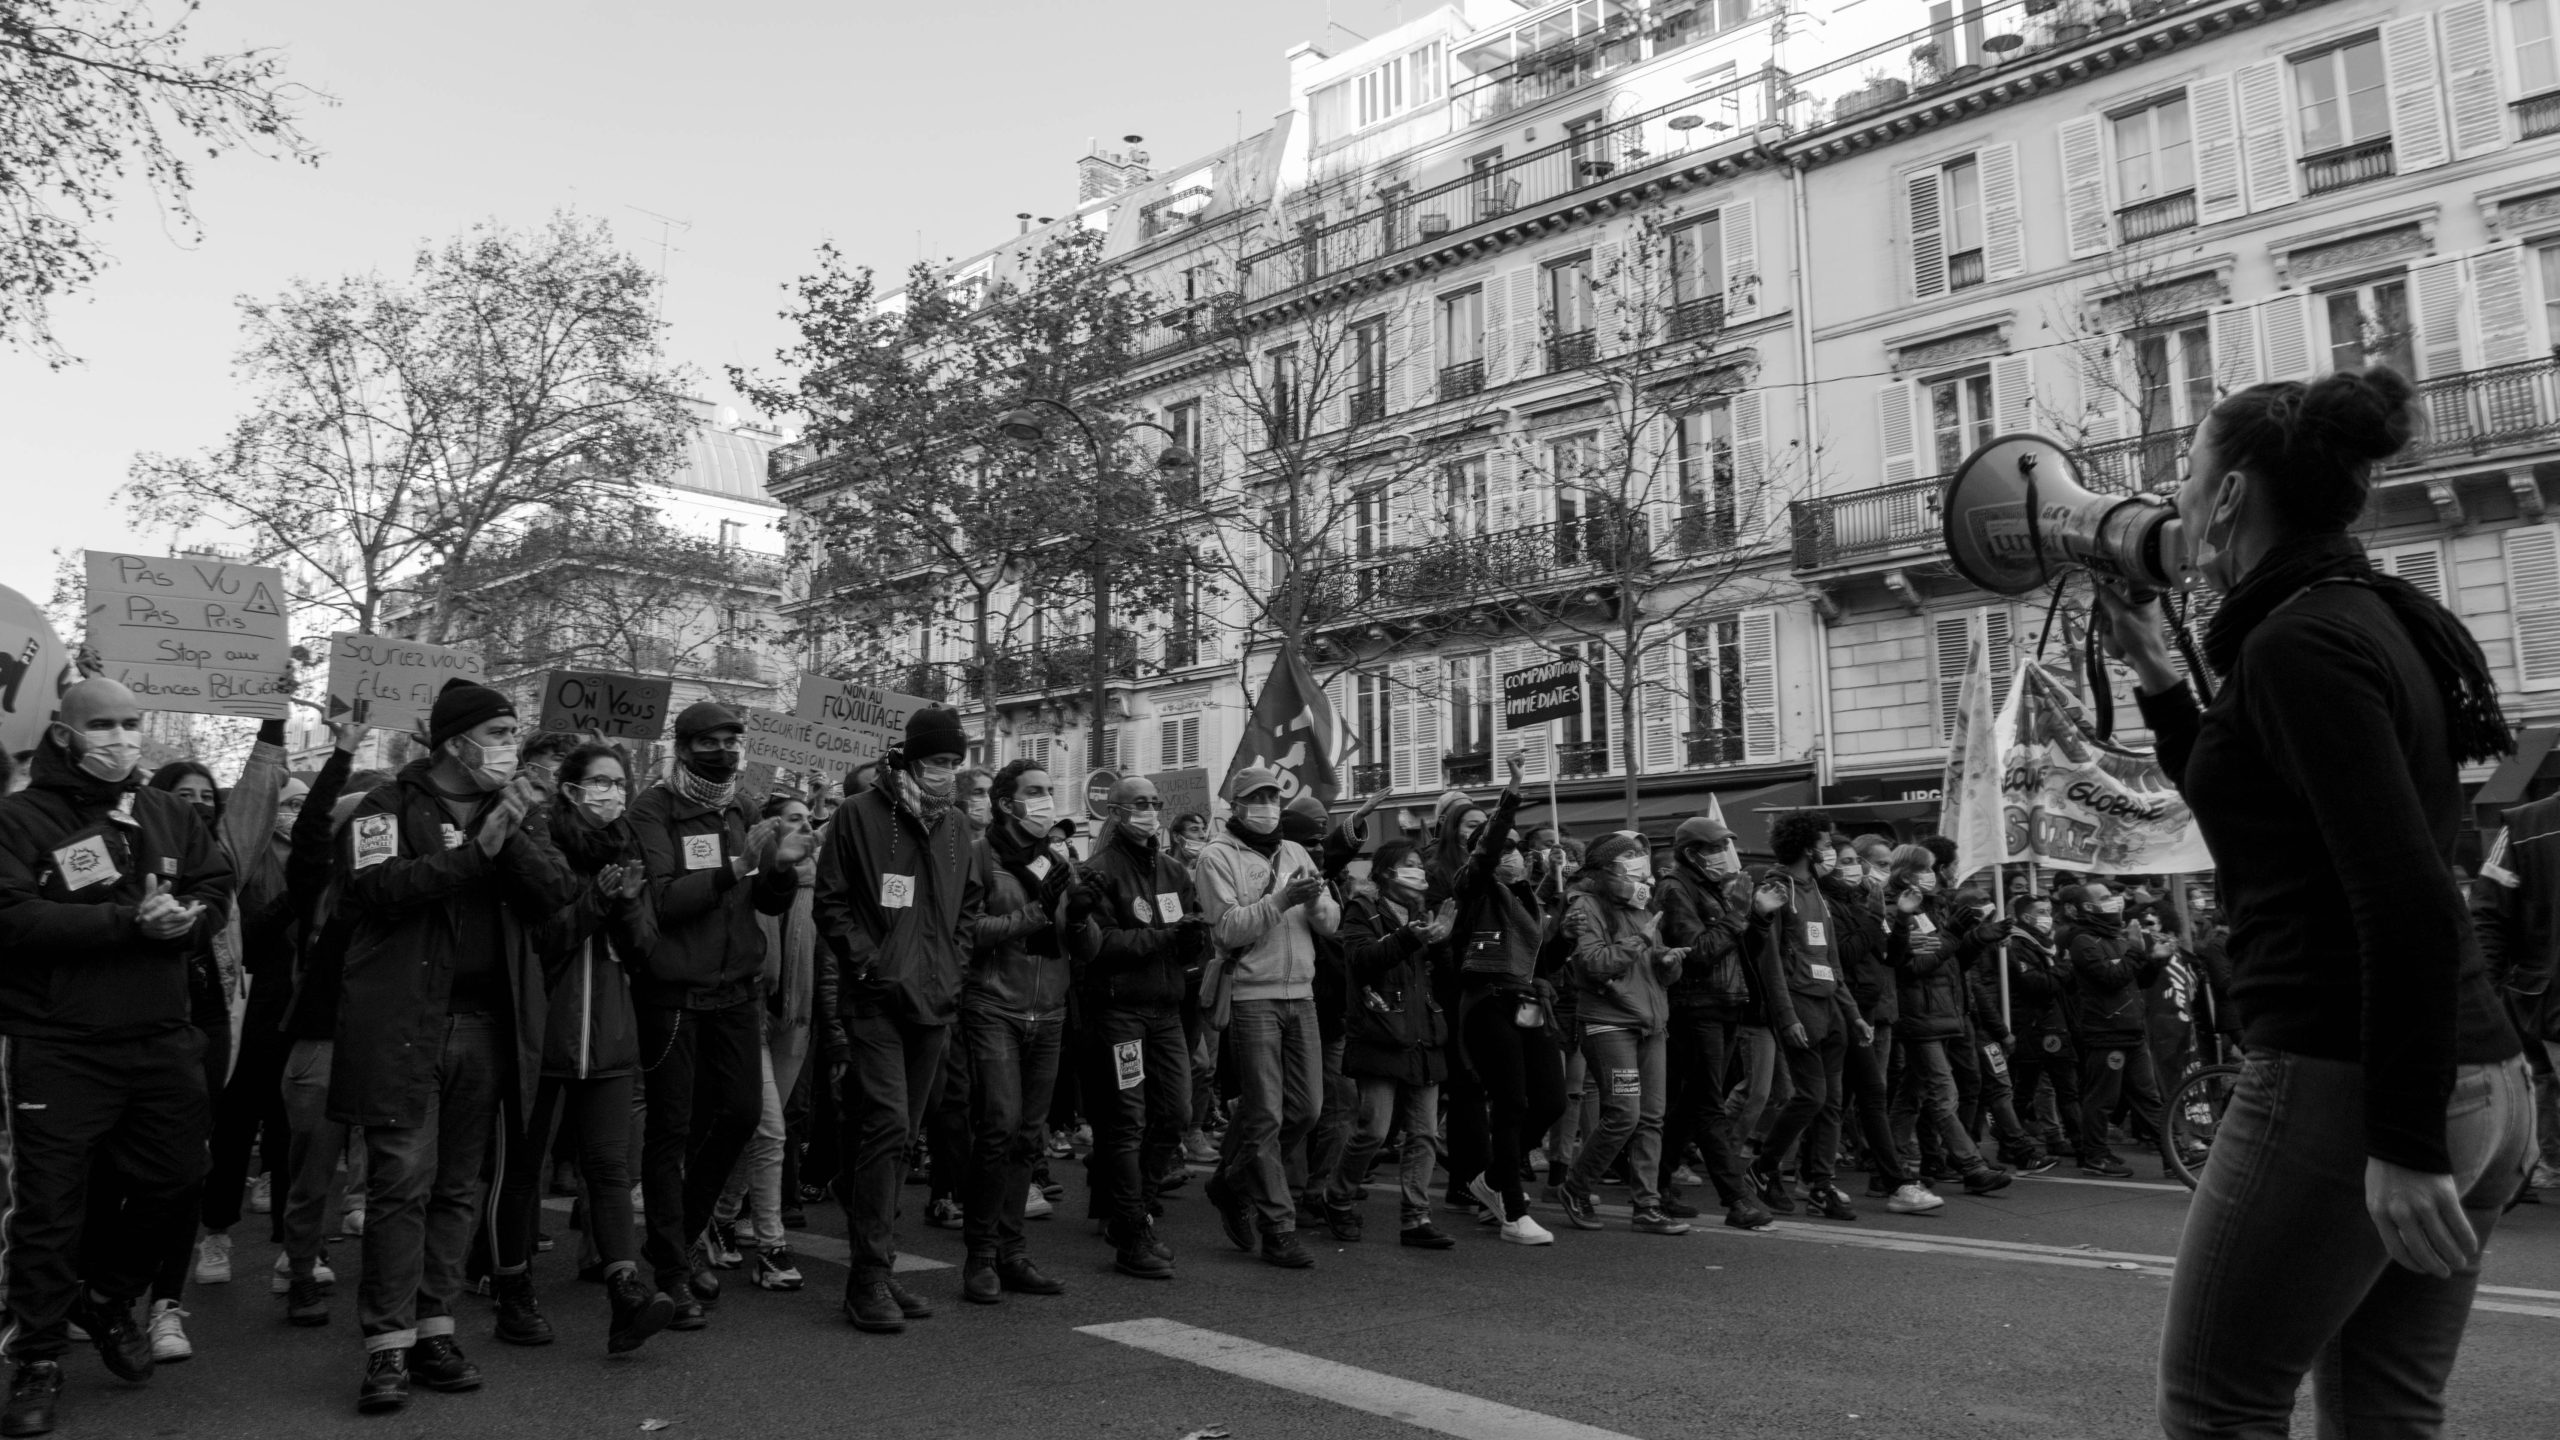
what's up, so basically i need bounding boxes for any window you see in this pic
[2293,37,2389,156]
[1669,214,1724,337]
[1468,149,1510,222]
[1929,0,1990,71]
[1942,156,1984,291]
[1676,403,1735,546]
[1444,654,1494,757]
[1350,315,1387,423]
[2519,0,2560,96]
[1438,287,1485,397]
[2113,95,2195,204]
[1158,715,1201,769]
[1545,254,1594,368]
[1553,642,1612,775]
[1566,113,1617,180]
[1353,673,1393,773]
[1687,617,1746,764]
[2543,242,2560,345]
[1549,433,1600,563]
[1927,369,1995,475]
[717,519,745,549]
[1266,346,1300,445]
[1445,456,1490,536]
[2130,322,2213,490]
[2319,276,2413,377]
[1165,556,1205,666]
[1310,39,1446,144]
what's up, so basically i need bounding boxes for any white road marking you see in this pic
[2012,1171,2190,1194]
[1079,1318,1649,1440]
[538,1195,951,1272]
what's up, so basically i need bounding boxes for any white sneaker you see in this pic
[1465,1175,1508,1223]
[1499,1214,1555,1246]
[340,1207,364,1238]
[148,1300,192,1362]
[1886,1183,1946,1215]
[1025,1183,1055,1219]
[192,1233,232,1284]
[269,1251,335,1293]
[246,1174,273,1215]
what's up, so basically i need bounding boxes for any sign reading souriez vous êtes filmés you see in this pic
[536,669,675,741]
[83,551,293,720]
[324,633,486,734]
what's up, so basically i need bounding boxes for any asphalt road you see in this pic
[53,1167,2560,1440]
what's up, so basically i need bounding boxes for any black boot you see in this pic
[355,1348,408,1416]
[605,1269,675,1355]
[2,1361,61,1437]
[65,1291,151,1384]
[408,1335,481,1392]
[1111,1222,1173,1280]
[492,1272,554,1347]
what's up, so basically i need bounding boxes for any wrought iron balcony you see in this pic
[1350,389,1386,425]
[1547,329,1597,371]
[1351,762,1393,796]
[1947,248,1986,292]
[1442,751,1493,787]
[1556,740,1611,778]
[1309,515,1650,620]
[1439,359,1486,400]
[2399,355,2560,468]
[981,630,1141,700]
[2117,190,2197,243]
[2302,137,2394,197]
[1686,730,1748,768]
[1668,295,1727,342]
[2518,91,2560,141]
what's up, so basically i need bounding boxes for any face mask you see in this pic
[962,794,992,827]
[1389,865,1426,894]
[271,800,304,842]
[2190,474,2245,593]
[1119,807,1162,838]
[1917,874,1940,894]
[685,747,742,783]
[59,726,140,784]
[1836,863,1863,885]
[914,760,957,797]
[1016,793,1058,827]
[2095,897,2125,915]
[1238,802,1280,834]
[1494,852,1527,884]
[459,738,518,790]
[572,784,627,825]
[189,799,217,823]
[2025,914,2053,935]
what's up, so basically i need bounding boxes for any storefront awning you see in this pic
[2473,725,2560,812]
[1526,777,1819,854]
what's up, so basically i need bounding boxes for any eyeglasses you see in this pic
[570,777,628,794]
[1117,798,1167,811]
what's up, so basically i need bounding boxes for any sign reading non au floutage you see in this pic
[83,551,292,719]
[325,633,485,733]
[791,675,935,764]
[1500,657,1583,731]
[536,669,673,740]
[742,706,869,779]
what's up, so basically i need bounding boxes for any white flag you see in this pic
[1942,633,2007,884]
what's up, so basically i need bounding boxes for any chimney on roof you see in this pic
[1076,134,1154,206]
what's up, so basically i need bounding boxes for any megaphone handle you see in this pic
[2085,611,2116,742]
[2020,453,2049,589]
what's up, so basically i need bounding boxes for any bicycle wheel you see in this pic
[2158,1062,2240,1191]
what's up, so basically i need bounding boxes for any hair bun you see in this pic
[2301,366,2420,465]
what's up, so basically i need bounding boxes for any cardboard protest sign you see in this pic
[1501,657,1582,730]
[791,675,933,764]
[741,706,868,780]
[325,633,485,733]
[1145,766,1214,822]
[83,551,291,719]
[536,669,673,741]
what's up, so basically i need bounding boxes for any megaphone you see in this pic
[1941,433,2188,598]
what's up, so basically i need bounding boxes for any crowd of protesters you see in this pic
[1,679,2554,1435]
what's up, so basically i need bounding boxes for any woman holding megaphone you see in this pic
[2091,367,2531,1438]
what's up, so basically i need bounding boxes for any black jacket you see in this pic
[2060,918,2161,1050]
[2474,794,2560,1046]
[1995,926,2075,1056]
[628,782,796,1012]
[1741,868,1861,1040]
[812,785,983,1052]
[1655,860,1749,1015]
[1886,893,1966,1043]
[281,746,357,1041]
[0,737,233,1040]
[1824,876,1895,1028]
[1338,892,1445,1086]
[1073,825,1204,1010]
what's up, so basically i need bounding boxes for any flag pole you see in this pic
[1547,717,1560,828]
[1994,862,2011,1032]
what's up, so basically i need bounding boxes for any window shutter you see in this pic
[2406,254,2469,379]
[1639,631,1682,774]
[2192,75,2247,226]
[1739,610,1780,762]
[2075,338,2122,442]
[2378,15,2452,173]
[1907,168,1948,301]
[1404,293,1434,412]
[2378,542,2448,605]
[2208,303,2261,392]
[1732,391,1768,542]
[1878,380,1917,483]
[1507,265,1540,381]
[1408,660,1443,787]
[1985,608,2017,713]
[1589,240,1619,356]
[2258,292,2317,381]
[2440,0,2508,159]
[1934,611,1976,742]
[1487,447,1526,532]
[1992,352,2036,435]
[2506,525,2560,690]
[1979,143,2025,282]
[1387,302,1412,414]
[1491,644,1549,781]
[1722,198,1761,321]
[2470,245,2535,364]
[2233,60,2298,213]
[1388,660,1420,791]
[2058,116,2112,260]
[1390,474,1430,549]
[1483,272,1511,386]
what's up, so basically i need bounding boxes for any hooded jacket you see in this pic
[1655,857,1750,1014]
[2473,795,2560,1045]
[1562,882,1681,1034]
[328,758,578,1126]
[1074,823,1205,1010]
[628,780,797,1011]
[2060,913,2163,1049]
[0,736,234,1040]
[1994,924,2076,1056]
[812,780,984,1050]
[1337,889,1445,1085]
[1741,867,1862,1040]
[1193,825,1339,1003]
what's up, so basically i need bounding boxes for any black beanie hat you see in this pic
[903,705,968,761]
[428,678,515,752]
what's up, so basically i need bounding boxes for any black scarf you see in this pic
[986,819,1062,955]
[549,802,636,874]
[2203,532,2511,764]
[1224,815,1283,857]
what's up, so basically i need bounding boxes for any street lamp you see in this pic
[995,398,1196,772]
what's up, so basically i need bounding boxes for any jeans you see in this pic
[1548,1042,1589,1182]
[1213,997,1322,1234]
[278,1039,349,1272]
[960,1008,1063,1261]
[1892,1038,1986,1175]
[1309,1035,1356,1204]
[358,1013,499,1350]
[2079,1041,2163,1166]
[1328,1078,1440,1226]
[1757,1023,1846,1187]
[2160,1051,2533,1439]
[1455,989,1567,1217]
[716,1026,810,1249]
[1726,1024,1780,1139]
[1087,1004,1190,1228]
[495,1072,638,1272]
[636,998,763,1283]
[1965,1036,2042,1165]
[840,1008,950,1283]
[2537,1040,2560,1172]
[1660,1009,1754,1206]
[1571,1027,1667,1210]
[1842,1025,1908,1186]
[924,1029,973,1205]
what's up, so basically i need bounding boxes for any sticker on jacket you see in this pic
[1806,962,1836,983]
[351,814,399,871]
[1911,912,1935,935]
[1027,856,1052,881]
[682,834,722,871]
[1983,1043,2009,1077]
[1132,896,1155,924]
[50,834,118,891]
[880,874,915,909]
[2106,1049,2126,1070]
[1607,1067,1641,1097]
[1803,921,1828,949]
[1155,892,1183,923]
[1113,1040,1145,1090]
[2481,828,2518,888]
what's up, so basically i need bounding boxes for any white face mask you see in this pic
[1015,793,1057,827]
[571,782,627,825]
[1119,807,1162,837]
[59,725,141,784]
[1836,862,1864,885]
[1389,865,1426,894]
[1238,801,1280,834]
[458,737,518,791]
[2094,897,2125,916]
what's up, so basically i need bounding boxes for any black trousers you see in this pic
[1658,1007,1755,1207]
[1757,1023,1847,1187]
[636,999,763,1282]
[203,1011,292,1235]
[1084,1004,1189,1228]
[3,1029,210,1361]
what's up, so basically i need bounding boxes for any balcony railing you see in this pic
[982,630,1141,699]
[2117,190,2197,244]
[1668,295,1727,342]
[1311,515,1649,619]
[2302,137,2394,197]
[1556,740,1611,778]
[1442,751,1493,787]
[1350,389,1386,425]
[2518,91,2560,141]
[1686,730,1747,768]
[2397,355,2560,468]
[1947,248,1986,291]
[1351,762,1392,797]
[1547,329,1596,371]
[1439,359,1486,400]
[1136,296,1235,358]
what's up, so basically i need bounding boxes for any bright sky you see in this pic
[0,0,1413,603]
